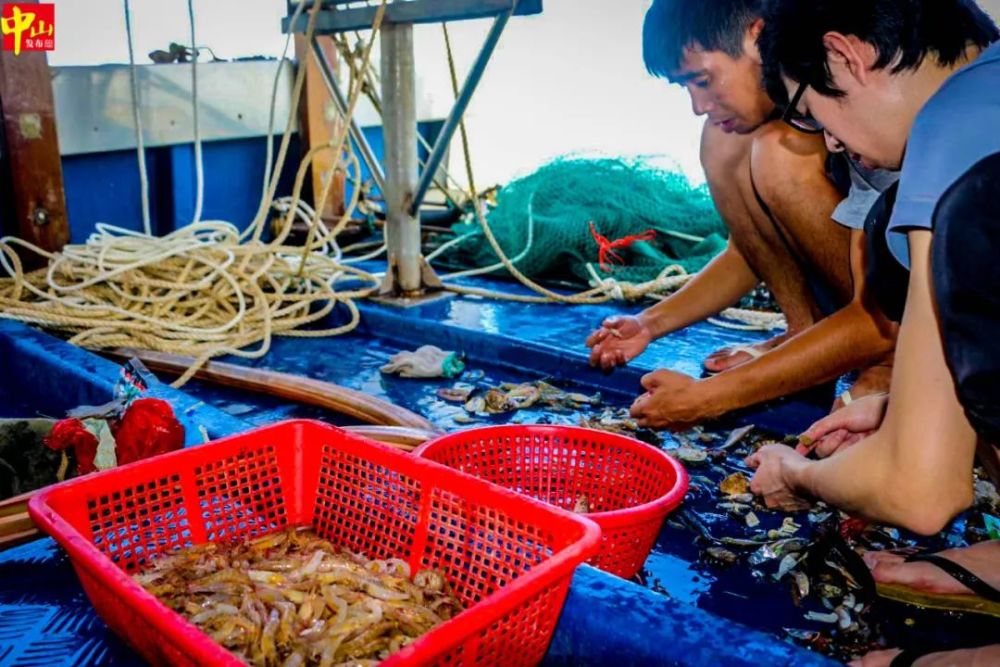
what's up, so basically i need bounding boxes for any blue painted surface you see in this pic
[544,566,837,667]
[57,125,444,244]
[351,121,445,202]
[61,137,301,242]
[0,319,247,443]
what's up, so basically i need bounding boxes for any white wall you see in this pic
[47,0,704,187]
[46,0,1000,189]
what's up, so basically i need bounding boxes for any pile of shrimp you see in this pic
[134,527,462,667]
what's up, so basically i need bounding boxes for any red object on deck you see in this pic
[111,398,184,465]
[589,222,657,273]
[28,420,600,667]
[44,418,98,474]
[415,425,689,579]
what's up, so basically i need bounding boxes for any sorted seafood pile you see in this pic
[135,528,462,666]
[577,408,662,446]
[437,379,600,420]
[652,423,1000,663]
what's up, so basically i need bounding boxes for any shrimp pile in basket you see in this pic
[134,528,462,666]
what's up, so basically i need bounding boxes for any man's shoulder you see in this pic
[917,44,1000,126]
[749,119,826,162]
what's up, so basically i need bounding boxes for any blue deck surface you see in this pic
[0,288,848,666]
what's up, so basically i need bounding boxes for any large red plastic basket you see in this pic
[414,425,688,579]
[28,420,600,667]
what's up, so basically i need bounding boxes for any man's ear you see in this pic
[822,31,876,88]
[745,18,765,63]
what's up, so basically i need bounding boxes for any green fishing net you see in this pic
[437,157,728,285]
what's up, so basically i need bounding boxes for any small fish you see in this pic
[722,424,754,450]
[774,553,802,580]
[717,501,751,515]
[573,495,590,514]
[792,571,810,599]
[805,611,838,624]
[745,511,761,528]
[834,606,852,630]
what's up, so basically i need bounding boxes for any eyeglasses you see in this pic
[782,82,824,134]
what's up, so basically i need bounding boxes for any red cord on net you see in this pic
[589,222,657,273]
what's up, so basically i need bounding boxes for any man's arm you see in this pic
[699,228,895,408]
[637,241,759,338]
[633,229,896,427]
[588,241,758,368]
[786,232,975,534]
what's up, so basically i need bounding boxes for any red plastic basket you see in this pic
[413,425,688,579]
[28,420,600,667]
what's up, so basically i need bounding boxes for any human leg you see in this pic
[701,120,853,372]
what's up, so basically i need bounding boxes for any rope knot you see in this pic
[589,222,656,273]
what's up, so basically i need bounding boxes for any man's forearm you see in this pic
[692,300,895,417]
[639,244,758,338]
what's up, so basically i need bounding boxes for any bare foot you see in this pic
[703,332,792,373]
[863,540,1000,596]
[833,362,893,411]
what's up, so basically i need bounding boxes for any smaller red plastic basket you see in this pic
[28,420,600,667]
[414,425,689,579]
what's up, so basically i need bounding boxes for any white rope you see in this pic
[709,309,787,331]
[0,0,390,387]
[187,0,204,225]
[122,0,151,235]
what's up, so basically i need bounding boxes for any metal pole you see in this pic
[409,10,512,215]
[380,22,422,293]
[310,37,386,195]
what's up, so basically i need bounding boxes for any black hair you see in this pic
[759,0,999,100]
[643,0,764,80]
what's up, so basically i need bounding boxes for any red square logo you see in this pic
[2,3,55,55]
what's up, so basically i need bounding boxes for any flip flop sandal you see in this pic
[703,344,766,375]
[876,553,1000,619]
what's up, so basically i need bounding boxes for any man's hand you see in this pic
[628,369,707,430]
[797,393,889,459]
[586,316,653,371]
[745,444,812,511]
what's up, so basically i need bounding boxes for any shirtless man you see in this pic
[587,0,898,429]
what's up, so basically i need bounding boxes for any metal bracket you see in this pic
[283,0,543,297]
[283,0,541,34]
[409,8,511,214]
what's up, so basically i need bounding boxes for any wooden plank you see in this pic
[107,348,438,432]
[293,34,346,222]
[0,11,69,265]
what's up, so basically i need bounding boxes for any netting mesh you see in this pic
[438,157,728,285]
